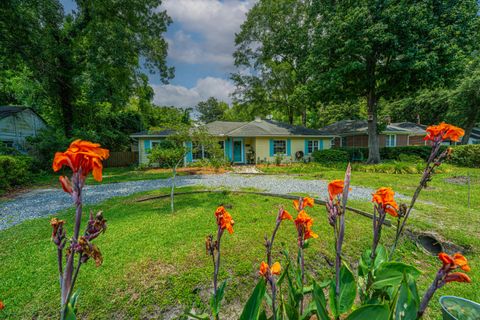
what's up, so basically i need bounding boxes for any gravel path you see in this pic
[0,174,390,231]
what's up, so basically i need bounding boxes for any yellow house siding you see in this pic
[254,137,332,163]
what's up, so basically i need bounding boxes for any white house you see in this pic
[0,106,47,152]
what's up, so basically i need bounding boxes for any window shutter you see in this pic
[225,139,231,161]
[287,139,291,156]
[185,141,193,163]
[320,139,324,150]
[144,140,151,153]
[304,139,309,154]
[269,139,274,156]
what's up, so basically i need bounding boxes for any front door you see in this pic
[233,140,243,163]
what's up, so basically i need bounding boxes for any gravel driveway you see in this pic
[0,174,385,231]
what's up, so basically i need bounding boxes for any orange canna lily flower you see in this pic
[328,180,344,200]
[453,253,471,272]
[259,261,281,278]
[215,206,234,234]
[424,122,465,142]
[53,140,109,182]
[372,187,399,217]
[271,262,281,275]
[280,209,293,221]
[293,197,315,211]
[259,261,269,277]
[294,210,317,240]
[439,252,471,272]
[59,176,73,194]
[445,272,471,283]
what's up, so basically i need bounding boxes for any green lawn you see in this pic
[29,167,185,190]
[0,183,478,319]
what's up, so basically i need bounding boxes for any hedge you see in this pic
[312,145,478,167]
[448,144,480,168]
[311,149,349,163]
[0,155,31,192]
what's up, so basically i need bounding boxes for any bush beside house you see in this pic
[0,155,31,192]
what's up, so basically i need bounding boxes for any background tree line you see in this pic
[231,0,480,163]
[0,0,190,153]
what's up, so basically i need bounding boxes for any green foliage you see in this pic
[311,149,349,163]
[0,155,31,192]
[449,145,480,168]
[196,97,228,123]
[210,280,227,319]
[26,128,70,170]
[344,304,389,320]
[240,280,267,320]
[329,264,357,317]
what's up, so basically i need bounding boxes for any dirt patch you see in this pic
[444,175,477,185]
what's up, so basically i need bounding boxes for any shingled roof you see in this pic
[320,120,426,136]
[131,119,334,138]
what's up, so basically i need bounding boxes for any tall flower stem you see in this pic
[417,269,445,318]
[62,173,83,307]
[264,209,283,320]
[213,227,223,298]
[390,142,446,257]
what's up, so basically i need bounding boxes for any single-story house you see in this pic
[130,117,335,165]
[0,106,47,152]
[321,120,428,148]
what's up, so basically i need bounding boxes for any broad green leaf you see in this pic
[372,262,421,289]
[373,245,388,270]
[285,302,299,320]
[329,279,338,317]
[258,308,268,320]
[358,245,388,277]
[395,276,418,320]
[330,264,356,315]
[313,281,330,320]
[240,280,267,320]
[345,304,389,320]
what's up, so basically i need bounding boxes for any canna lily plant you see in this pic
[51,140,109,320]
[187,122,470,320]
[234,122,471,320]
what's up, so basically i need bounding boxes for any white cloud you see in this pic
[163,0,257,67]
[153,77,235,107]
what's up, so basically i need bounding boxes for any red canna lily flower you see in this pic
[215,206,234,234]
[424,122,465,142]
[280,209,293,221]
[0,300,4,310]
[53,140,109,182]
[372,187,399,217]
[259,261,269,277]
[445,272,471,283]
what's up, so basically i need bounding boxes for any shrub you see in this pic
[0,155,31,191]
[449,144,480,168]
[312,149,349,163]
[26,128,71,171]
[342,146,448,162]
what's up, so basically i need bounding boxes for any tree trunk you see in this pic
[366,55,380,164]
[461,107,479,144]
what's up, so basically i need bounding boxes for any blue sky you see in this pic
[60,0,256,107]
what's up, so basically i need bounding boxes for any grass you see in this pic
[0,183,479,319]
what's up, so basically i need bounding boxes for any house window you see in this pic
[386,135,396,147]
[273,140,287,154]
[341,137,347,147]
[218,141,225,149]
[1,141,13,148]
[307,140,320,153]
[192,142,203,160]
